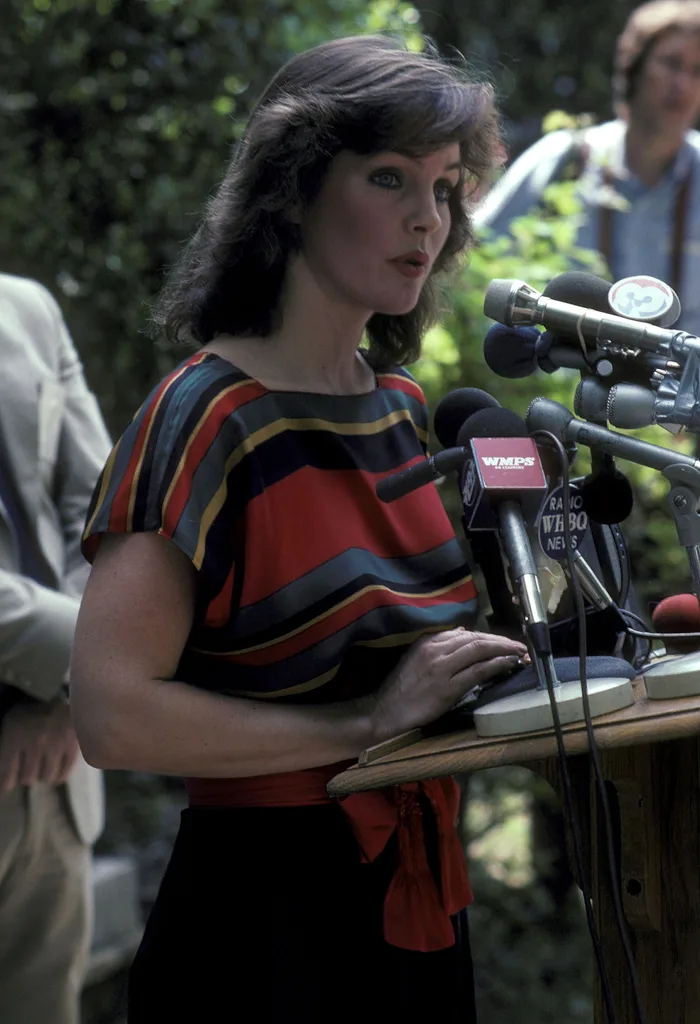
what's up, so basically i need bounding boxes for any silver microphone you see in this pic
[606,383,682,433]
[484,278,700,364]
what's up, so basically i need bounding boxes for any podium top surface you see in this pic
[327,677,700,796]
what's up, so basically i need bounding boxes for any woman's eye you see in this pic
[371,171,401,189]
[434,183,454,204]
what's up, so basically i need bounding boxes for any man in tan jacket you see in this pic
[0,272,111,1024]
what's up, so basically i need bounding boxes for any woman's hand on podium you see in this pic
[368,629,529,743]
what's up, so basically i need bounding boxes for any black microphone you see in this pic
[433,387,501,448]
[483,323,599,379]
[484,324,545,379]
[375,446,469,503]
[377,387,505,503]
[461,406,624,618]
[456,407,551,652]
[573,378,635,524]
[526,397,699,474]
[580,454,634,524]
[542,271,612,313]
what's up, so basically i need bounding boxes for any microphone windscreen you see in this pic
[433,388,501,448]
[580,467,634,523]
[483,324,541,379]
[652,594,700,631]
[653,594,700,653]
[457,407,529,445]
[543,271,612,313]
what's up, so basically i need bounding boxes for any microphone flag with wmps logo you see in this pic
[462,437,547,530]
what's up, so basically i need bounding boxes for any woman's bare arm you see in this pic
[70,532,526,777]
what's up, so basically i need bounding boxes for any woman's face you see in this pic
[295,143,461,318]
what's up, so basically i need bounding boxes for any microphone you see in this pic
[456,407,550,652]
[482,272,676,384]
[574,376,610,422]
[483,324,543,379]
[375,446,469,503]
[484,274,699,365]
[541,273,691,435]
[483,323,596,378]
[573,376,635,527]
[445,405,637,734]
[525,397,700,475]
[456,407,634,684]
[579,455,634,525]
[605,381,687,435]
[652,595,700,655]
[606,383,674,430]
[464,405,622,618]
[526,396,700,607]
[433,387,501,448]
[543,270,612,311]
[483,272,612,381]
[377,387,505,503]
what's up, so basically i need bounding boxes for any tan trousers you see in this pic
[0,783,91,1024]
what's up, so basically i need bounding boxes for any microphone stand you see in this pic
[664,463,700,599]
[473,500,635,737]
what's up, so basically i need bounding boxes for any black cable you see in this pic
[616,610,651,635]
[615,609,653,663]
[533,636,618,1024]
[533,430,648,1024]
[609,524,631,609]
[525,432,615,1023]
[619,610,700,641]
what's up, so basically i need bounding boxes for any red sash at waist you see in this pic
[185,766,473,953]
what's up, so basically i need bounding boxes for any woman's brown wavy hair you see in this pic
[150,35,500,369]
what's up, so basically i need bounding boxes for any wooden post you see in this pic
[588,739,700,1023]
[533,740,700,1022]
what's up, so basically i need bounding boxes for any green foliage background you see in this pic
[5,3,693,1020]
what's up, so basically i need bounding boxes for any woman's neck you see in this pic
[624,120,686,187]
[208,260,377,395]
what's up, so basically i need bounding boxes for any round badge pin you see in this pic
[608,275,680,327]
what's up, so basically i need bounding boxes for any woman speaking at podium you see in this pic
[69,35,526,1023]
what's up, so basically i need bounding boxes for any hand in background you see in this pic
[0,698,79,792]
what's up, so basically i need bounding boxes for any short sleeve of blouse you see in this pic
[82,355,247,592]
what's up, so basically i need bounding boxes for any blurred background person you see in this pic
[0,271,111,1024]
[475,0,700,332]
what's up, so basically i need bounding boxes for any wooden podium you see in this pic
[328,677,700,1023]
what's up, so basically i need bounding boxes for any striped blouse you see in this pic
[82,351,478,703]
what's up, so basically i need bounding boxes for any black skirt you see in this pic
[128,802,477,1023]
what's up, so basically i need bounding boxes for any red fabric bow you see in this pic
[340,777,473,952]
[186,767,473,952]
